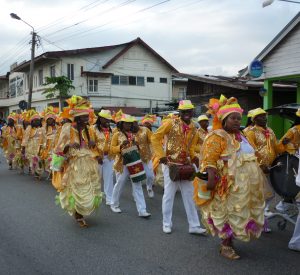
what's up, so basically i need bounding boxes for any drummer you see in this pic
[110,114,151,218]
[90,109,115,206]
[276,109,300,213]
[244,108,279,232]
[151,100,206,235]
[132,118,155,198]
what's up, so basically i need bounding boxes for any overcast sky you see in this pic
[0,0,299,76]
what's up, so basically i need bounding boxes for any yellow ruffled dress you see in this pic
[199,129,265,241]
[55,124,102,216]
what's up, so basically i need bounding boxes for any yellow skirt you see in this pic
[59,149,102,216]
[200,159,265,242]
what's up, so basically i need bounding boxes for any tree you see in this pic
[42,76,75,110]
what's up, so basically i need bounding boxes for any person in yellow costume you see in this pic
[54,96,102,228]
[198,95,265,260]
[132,118,155,198]
[278,108,300,155]
[244,107,279,230]
[51,107,72,192]
[141,114,157,131]
[151,100,206,235]
[21,110,46,179]
[110,114,151,217]
[40,106,58,178]
[90,109,115,206]
[194,114,210,167]
[1,112,19,169]
[274,108,300,213]
[15,111,30,173]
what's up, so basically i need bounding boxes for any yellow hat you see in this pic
[178,100,195,110]
[7,112,18,122]
[113,109,124,123]
[44,106,59,121]
[66,95,92,117]
[197,115,209,122]
[296,108,300,117]
[247,109,254,118]
[27,109,41,122]
[206,95,243,130]
[141,114,157,125]
[251,108,267,121]
[120,114,135,123]
[98,109,112,120]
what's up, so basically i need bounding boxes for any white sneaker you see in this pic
[147,189,154,198]
[163,225,172,234]
[106,201,111,206]
[189,227,207,235]
[139,211,151,218]
[110,205,122,213]
[288,244,300,252]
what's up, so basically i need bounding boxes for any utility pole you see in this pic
[28,31,36,109]
[10,13,36,110]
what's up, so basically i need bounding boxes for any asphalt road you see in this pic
[0,151,299,275]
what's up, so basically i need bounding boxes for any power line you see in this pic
[52,0,170,43]
[42,0,136,39]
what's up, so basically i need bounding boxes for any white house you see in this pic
[0,37,178,114]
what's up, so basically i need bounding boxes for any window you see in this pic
[67,64,74,80]
[178,87,186,100]
[111,75,119,85]
[137,76,144,86]
[120,76,128,85]
[129,76,136,86]
[50,65,56,77]
[89,79,98,93]
[160,78,167,84]
[38,70,43,86]
[147,77,154,83]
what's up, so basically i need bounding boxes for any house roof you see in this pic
[12,37,178,73]
[240,12,300,77]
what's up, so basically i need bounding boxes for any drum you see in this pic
[121,145,146,183]
[270,153,300,199]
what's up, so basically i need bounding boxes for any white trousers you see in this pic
[162,164,200,229]
[111,165,147,214]
[99,156,114,204]
[143,160,155,190]
[289,200,300,249]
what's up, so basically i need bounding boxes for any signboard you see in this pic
[249,60,263,78]
[18,100,27,110]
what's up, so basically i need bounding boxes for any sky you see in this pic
[0,0,299,76]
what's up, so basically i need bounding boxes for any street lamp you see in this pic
[10,13,36,110]
[263,0,300,7]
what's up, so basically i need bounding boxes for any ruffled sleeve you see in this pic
[201,133,226,170]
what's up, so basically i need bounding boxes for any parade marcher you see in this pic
[110,114,151,218]
[198,95,265,260]
[288,152,300,252]
[275,109,300,213]
[15,111,30,173]
[132,119,155,198]
[1,112,19,169]
[244,108,279,231]
[151,100,206,235]
[51,108,72,192]
[91,109,115,205]
[194,114,209,166]
[40,107,58,178]
[54,96,102,228]
[21,110,46,179]
[141,114,157,131]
